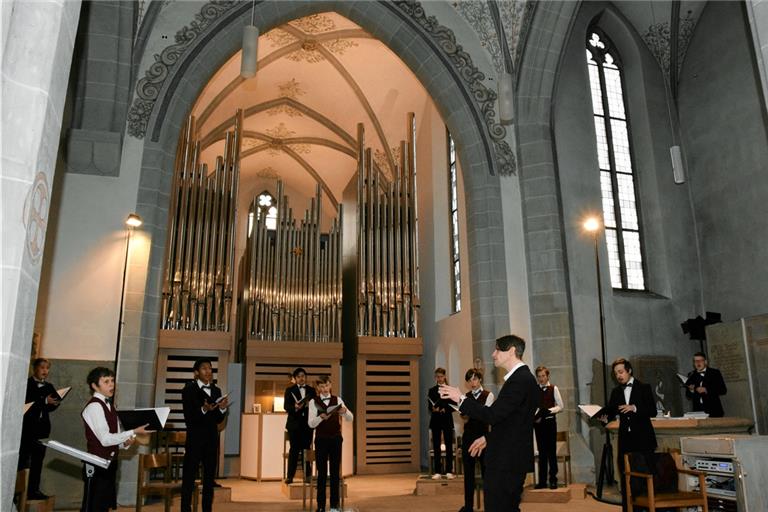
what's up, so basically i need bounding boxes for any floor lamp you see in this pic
[114,213,143,383]
[583,217,614,498]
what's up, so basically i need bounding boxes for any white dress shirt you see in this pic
[503,361,526,381]
[308,394,354,428]
[81,392,134,448]
[544,382,564,415]
[623,377,635,405]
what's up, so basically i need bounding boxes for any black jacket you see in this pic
[427,385,456,429]
[459,365,539,473]
[181,380,227,442]
[284,383,317,431]
[607,378,657,455]
[22,377,58,440]
[685,367,727,417]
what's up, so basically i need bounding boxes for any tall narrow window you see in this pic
[586,30,645,290]
[447,130,461,312]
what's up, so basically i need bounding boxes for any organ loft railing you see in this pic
[161,111,242,332]
[241,182,342,342]
[356,113,421,338]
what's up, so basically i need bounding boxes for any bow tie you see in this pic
[104,397,113,404]
[621,382,633,388]
[299,385,305,389]
[202,385,211,390]
[472,390,481,398]
[322,397,331,401]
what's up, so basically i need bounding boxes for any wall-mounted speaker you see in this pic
[670,145,685,184]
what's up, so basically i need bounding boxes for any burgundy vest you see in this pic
[314,396,342,439]
[83,397,120,460]
[539,385,556,409]
[463,389,490,442]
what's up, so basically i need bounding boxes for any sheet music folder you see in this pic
[117,407,170,431]
[42,440,110,469]
[578,404,615,419]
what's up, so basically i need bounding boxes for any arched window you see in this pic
[248,191,278,234]
[586,29,645,290]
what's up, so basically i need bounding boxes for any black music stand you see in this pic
[41,440,110,511]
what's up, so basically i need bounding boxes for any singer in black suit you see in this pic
[181,358,229,512]
[440,335,539,512]
[20,358,60,500]
[283,367,317,484]
[603,358,657,512]
[685,352,727,417]
[428,367,456,478]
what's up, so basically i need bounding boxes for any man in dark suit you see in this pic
[440,335,539,512]
[181,358,229,512]
[427,367,456,479]
[284,367,317,484]
[685,352,727,417]
[20,358,60,500]
[601,358,657,512]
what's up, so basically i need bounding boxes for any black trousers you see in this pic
[286,426,313,481]
[80,460,117,512]
[182,435,218,512]
[483,467,525,512]
[461,438,485,511]
[430,424,454,474]
[534,418,558,484]
[315,435,342,509]
[19,436,46,494]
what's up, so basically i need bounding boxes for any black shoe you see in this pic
[28,491,49,500]
[458,507,473,512]
[549,481,558,489]
[212,481,222,487]
[314,508,325,512]
[534,483,547,490]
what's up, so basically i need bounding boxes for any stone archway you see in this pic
[125,1,514,407]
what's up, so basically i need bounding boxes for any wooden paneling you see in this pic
[356,351,421,474]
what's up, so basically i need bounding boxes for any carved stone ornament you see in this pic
[393,1,516,175]
[126,0,516,174]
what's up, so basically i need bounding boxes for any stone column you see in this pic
[746,0,768,115]
[1,0,81,505]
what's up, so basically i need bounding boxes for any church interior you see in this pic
[2,0,768,511]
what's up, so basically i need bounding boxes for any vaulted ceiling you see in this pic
[191,12,434,212]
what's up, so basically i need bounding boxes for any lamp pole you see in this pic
[584,217,614,498]
[114,214,143,382]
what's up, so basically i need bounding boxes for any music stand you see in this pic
[41,440,110,511]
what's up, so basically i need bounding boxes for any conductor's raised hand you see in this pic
[438,384,462,403]
[468,436,487,457]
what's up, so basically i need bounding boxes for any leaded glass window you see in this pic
[586,30,645,290]
[447,130,461,312]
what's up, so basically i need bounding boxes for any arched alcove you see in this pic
[126,1,512,406]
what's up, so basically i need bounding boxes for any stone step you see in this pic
[522,485,572,503]
[414,475,464,496]
[282,480,349,500]
[25,496,55,512]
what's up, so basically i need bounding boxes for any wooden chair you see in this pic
[14,469,28,512]
[624,452,708,512]
[302,448,345,512]
[161,431,187,482]
[137,452,197,512]
[556,430,572,485]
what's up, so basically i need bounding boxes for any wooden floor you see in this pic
[122,473,618,511]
